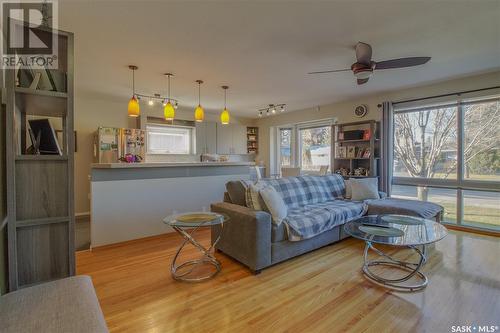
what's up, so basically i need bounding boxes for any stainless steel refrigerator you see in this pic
[93,127,146,163]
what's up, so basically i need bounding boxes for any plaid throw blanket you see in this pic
[246,175,365,241]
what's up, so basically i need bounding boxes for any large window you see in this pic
[392,97,500,232]
[146,124,194,154]
[279,128,292,168]
[273,121,333,175]
[299,126,331,172]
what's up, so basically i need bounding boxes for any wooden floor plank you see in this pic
[76,229,500,333]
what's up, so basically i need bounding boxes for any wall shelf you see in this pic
[332,120,381,179]
[5,27,75,291]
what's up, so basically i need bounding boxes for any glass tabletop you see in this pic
[163,212,227,228]
[344,215,448,246]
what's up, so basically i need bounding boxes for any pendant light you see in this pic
[164,73,175,121]
[127,65,140,117]
[194,80,204,122]
[220,85,230,125]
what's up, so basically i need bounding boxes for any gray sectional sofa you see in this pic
[211,174,443,274]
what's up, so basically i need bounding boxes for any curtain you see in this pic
[380,101,393,196]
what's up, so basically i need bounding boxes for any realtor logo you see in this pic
[1,0,58,68]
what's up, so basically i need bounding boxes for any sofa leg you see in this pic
[251,269,262,275]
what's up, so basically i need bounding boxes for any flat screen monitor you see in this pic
[28,119,62,155]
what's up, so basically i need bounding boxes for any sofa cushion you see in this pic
[245,181,268,211]
[366,198,444,221]
[321,174,346,200]
[261,177,309,208]
[226,180,248,206]
[260,185,288,225]
[284,200,366,241]
[350,178,380,201]
[299,176,331,204]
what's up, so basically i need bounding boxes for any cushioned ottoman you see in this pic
[366,198,444,222]
[0,275,108,333]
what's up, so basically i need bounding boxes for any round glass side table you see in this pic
[344,215,447,292]
[163,212,228,282]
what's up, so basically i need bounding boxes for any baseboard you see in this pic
[444,223,500,237]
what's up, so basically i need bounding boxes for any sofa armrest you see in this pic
[211,202,272,271]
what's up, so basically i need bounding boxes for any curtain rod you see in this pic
[377,86,500,107]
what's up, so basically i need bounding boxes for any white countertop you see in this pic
[92,161,256,169]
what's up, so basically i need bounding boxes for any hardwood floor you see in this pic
[77,229,500,333]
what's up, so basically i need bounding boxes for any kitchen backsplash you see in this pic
[146,154,255,163]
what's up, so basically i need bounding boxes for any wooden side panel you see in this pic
[16,222,69,286]
[15,160,68,220]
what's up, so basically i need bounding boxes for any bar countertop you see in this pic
[91,161,256,169]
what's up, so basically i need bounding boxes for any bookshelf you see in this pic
[247,127,258,154]
[4,28,74,291]
[332,120,380,179]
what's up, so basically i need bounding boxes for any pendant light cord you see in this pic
[224,89,227,109]
[198,82,201,105]
[132,69,135,95]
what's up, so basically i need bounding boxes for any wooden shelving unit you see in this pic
[332,120,380,179]
[247,127,258,154]
[4,29,74,291]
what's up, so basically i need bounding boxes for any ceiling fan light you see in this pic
[354,69,373,80]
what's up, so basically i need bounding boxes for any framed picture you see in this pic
[363,129,371,140]
[337,146,347,158]
[347,146,356,158]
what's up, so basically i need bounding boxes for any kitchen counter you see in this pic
[92,161,255,169]
[90,161,255,247]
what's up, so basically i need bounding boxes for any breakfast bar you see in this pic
[90,162,254,247]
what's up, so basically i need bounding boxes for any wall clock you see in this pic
[354,104,368,118]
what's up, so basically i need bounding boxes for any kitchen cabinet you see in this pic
[216,124,248,154]
[196,121,217,154]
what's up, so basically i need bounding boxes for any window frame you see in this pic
[146,123,195,155]
[391,96,500,231]
[272,119,335,175]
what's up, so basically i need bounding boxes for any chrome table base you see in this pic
[362,241,428,292]
[171,222,223,282]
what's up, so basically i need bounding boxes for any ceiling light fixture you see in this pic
[127,65,140,117]
[194,80,204,122]
[163,73,175,121]
[258,103,286,118]
[220,85,230,125]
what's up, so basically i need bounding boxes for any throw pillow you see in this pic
[344,179,352,199]
[245,182,268,211]
[350,178,380,201]
[259,186,288,225]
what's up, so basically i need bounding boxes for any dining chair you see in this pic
[281,167,301,177]
[254,166,262,180]
[318,165,329,176]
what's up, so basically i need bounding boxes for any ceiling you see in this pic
[58,0,500,118]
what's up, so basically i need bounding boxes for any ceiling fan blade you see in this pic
[307,68,351,74]
[355,42,372,65]
[357,78,369,85]
[375,57,431,70]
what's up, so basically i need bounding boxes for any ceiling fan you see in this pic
[308,42,431,85]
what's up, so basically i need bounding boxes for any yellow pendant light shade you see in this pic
[220,108,230,124]
[127,65,140,117]
[194,105,204,122]
[220,85,230,125]
[164,101,175,120]
[128,96,140,117]
[194,80,204,122]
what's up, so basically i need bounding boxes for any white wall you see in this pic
[254,71,500,175]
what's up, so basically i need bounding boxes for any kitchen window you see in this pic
[146,124,194,154]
